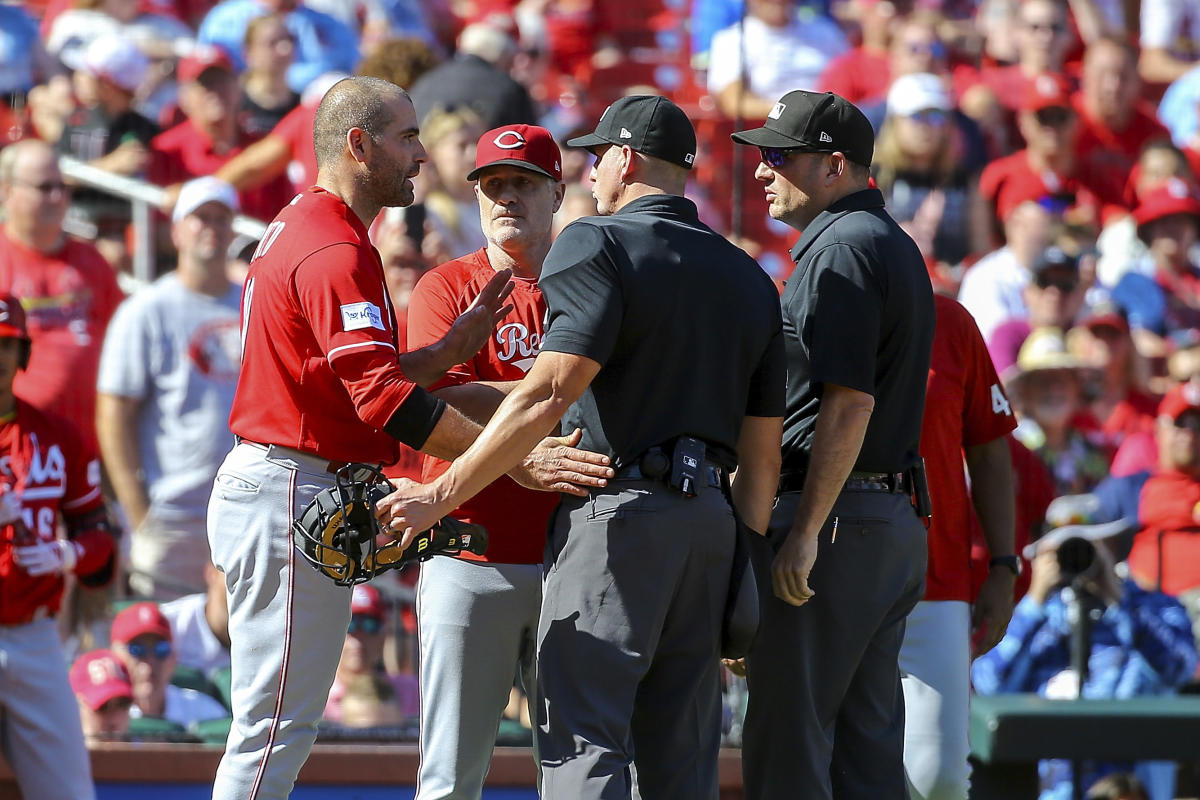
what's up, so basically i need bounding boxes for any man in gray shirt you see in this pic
[97,177,243,599]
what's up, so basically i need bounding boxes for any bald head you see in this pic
[0,138,57,189]
[313,77,413,170]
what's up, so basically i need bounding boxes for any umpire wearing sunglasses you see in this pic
[732,90,935,800]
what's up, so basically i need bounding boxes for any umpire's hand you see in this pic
[510,428,612,496]
[772,530,818,606]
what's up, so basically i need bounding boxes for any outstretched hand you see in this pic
[442,269,515,365]
[373,478,448,550]
[509,428,613,496]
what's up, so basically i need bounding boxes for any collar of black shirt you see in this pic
[789,187,886,262]
[614,193,699,221]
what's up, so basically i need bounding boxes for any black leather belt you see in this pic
[778,469,909,495]
[613,463,724,489]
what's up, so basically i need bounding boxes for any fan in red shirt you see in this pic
[1072,37,1172,210]
[960,0,1074,115]
[0,139,123,452]
[977,74,1106,234]
[1128,383,1200,597]
[149,47,293,222]
[900,294,1017,799]
[818,0,904,104]
[0,293,117,800]
[405,123,566,798]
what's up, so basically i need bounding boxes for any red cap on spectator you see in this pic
[178,45,235,83]
[111,602,173,644]
[1133,178,1200,238]
[1021,74,1073,112]
[70,650,134,711]
[468,125,563,182]
[0,296,29,340]
[1159,382,1200,420]
[351,585,385,618]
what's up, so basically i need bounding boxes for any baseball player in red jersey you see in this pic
[0,295,117,800]
[900,294,1018,800]
[406,124,565,799]
[208,77,610,800]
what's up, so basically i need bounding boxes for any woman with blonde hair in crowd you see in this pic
[416,105,487,262]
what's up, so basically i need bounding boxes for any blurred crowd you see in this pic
[5,0,1200,794]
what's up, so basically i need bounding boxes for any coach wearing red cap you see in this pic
[405,124,566,798]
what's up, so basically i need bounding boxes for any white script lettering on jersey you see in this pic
[495,322,541,372]
[0,433,67,501]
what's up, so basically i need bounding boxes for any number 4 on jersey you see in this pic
[991,384,1012,417]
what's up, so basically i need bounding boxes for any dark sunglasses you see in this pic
[757,146,828,169]
[126,639,172,660]
[1034,107,1074,127]
[348,614,383,635]
[97,696,133,714]
[909,109,949,126]
[1033,272,1078,292]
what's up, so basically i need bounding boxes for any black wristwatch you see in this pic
[989,554,1023,577]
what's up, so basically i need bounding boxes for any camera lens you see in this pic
[1056,537,1096,577]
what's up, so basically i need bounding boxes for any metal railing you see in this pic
[58,155,269,284]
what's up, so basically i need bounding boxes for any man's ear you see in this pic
[551,181,566,214]
[827,152,847,186]
[346,127,370,165]
[619,145,637,182]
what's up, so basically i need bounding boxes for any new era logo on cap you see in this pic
[620,128,633,139]
[819,131,833,143]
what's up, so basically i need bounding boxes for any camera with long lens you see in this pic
[1056,536,1098,582]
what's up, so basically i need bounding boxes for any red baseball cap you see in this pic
[111,602,173,645]
[1134,178,1200,239]
[468,124,562,182]
[1021,73,1073,113]
[1159,382,1200,420]
[178,45,235,83]
[351,584,385,618]
[70,650,134,711]
[0,296,29,340]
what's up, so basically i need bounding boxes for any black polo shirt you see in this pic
[780,187,934,475]
[539,194,786,470]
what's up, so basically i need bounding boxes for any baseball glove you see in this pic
[292,464,488,586]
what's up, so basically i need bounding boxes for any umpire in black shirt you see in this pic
[731,90,935,799]
[377,95,786,800]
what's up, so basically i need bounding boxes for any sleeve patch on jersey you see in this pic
[87,459,101,487]
[340,302,385,332]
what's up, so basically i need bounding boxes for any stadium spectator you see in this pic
[553,182,598,236]
[419,106,487,261]
[959,199,1058,340]
[324,585,419,724]
[1110,180,1200,340]
[238,13,299,138]
[1095,141,1194,288]
[1128,383,1200,632]
[977,75,1105,243]
[158,562,232,674]
[45,0,195,72]
[96,176,241,600]
[409,22,537,130]
[987,245,1088,371]
[110,601,229,726]
[338,673,406,728]
[197,0,360,94]
[1009,327,1112,494]
[819,0,910,104]
[873,73,978,275]
[707,0,848,119]
[0,139,123,452]
[70,649,135,743]
[515,0,622,84]
[55,37,158,279]
[1073,37,1171,206]
[356,36,439,89]
[1067,307,1157,449]
[149,47,293,223]
[1138,0,1200,85]
[972,495,1198,800]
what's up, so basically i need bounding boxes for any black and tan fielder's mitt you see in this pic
[292,464,488,586]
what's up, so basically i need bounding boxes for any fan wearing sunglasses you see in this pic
[324,585,417,725]
[110,602,228,728]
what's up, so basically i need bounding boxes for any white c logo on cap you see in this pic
[493,130,526,149]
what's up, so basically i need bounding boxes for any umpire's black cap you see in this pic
[567,95,697,170]
[731,90,875,167]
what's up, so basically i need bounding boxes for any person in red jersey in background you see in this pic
[0,294,118,800]
[0,139,123,453]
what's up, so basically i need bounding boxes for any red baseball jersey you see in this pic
[407,249,559,565]
[230,187,422,465]
[0,231,123,451]
[921,295,1017,602]
[0,399,109,624]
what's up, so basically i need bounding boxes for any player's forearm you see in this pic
[788,385,873,540]
[95,394,150,528]
[965,436,1016,557]
[731,416,784,534]
[434,381,519,425]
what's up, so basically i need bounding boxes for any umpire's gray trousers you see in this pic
[743,488,927,800]
[536,478,733,800]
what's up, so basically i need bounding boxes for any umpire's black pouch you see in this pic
[909,458,933,520]
[669,436,706,497]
